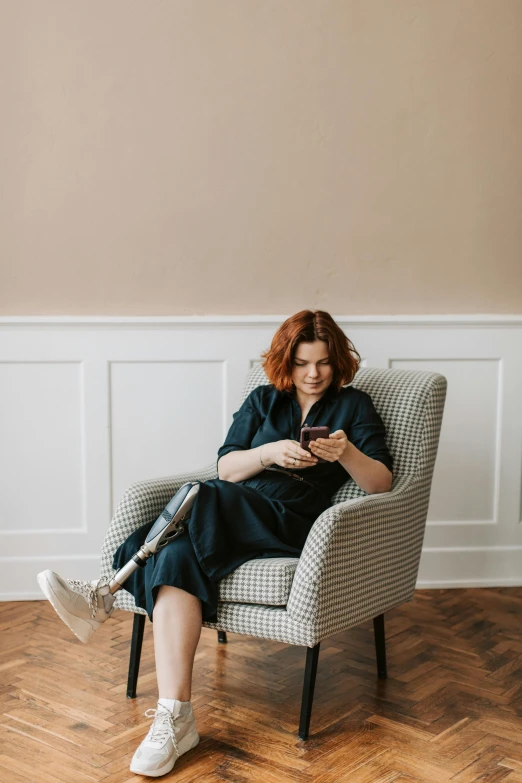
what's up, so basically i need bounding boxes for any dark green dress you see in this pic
[112,383,393,623]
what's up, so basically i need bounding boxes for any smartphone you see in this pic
[300,426,330,464]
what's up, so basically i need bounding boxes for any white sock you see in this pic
[158,697,190,713]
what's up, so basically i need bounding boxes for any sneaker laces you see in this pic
[65,576,112,621]
[143,706,181,756]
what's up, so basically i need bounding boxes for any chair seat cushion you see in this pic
[217,556,299,605]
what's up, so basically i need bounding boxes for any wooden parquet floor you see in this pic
[1,587,522,782]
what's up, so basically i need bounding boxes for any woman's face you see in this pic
[291,340,334,398]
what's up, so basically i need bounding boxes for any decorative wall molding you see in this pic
[2,314,522,328]
[1,314,521,599]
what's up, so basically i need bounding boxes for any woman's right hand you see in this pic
[264,440,319,470]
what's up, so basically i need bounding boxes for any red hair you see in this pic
[260,310,361,394]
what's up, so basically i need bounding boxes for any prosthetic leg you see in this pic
[37,481,201,643]
[107,481,201,594]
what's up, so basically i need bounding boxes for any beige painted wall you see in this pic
[1,0,521,315]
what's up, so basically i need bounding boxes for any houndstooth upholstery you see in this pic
[99,367,446,647]
[215,557,299,605]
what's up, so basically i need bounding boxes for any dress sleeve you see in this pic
[349,391,393,473]
[217,388,263,466]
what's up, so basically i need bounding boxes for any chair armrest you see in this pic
[99,462,218,579]
[286,476,425,640]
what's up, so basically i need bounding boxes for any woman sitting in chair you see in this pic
[37,308,393,778]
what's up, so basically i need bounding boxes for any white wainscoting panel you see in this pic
[392,358,500,525]
[0,361,85,533]
[109,360,225,515]
[0,315,521,599]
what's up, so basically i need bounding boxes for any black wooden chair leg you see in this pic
[298,643,320,741]
[127,613,146,698]
[217,631,228,644]
[373,613,387,678]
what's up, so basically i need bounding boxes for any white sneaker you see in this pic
[36,569,116,643]
[130,701,200,777]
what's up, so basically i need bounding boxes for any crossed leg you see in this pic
[112,508,221,704]
[115,476,324,703]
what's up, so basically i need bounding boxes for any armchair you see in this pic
[99,366,447,739]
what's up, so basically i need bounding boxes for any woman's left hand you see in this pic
[309,430,349,463]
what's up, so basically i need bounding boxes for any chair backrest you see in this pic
[241,364,447,503]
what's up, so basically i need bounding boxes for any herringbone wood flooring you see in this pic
[0,588,521,782]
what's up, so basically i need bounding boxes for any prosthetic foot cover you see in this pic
[36,571,115,643]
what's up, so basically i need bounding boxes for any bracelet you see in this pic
[260,444,267,468]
